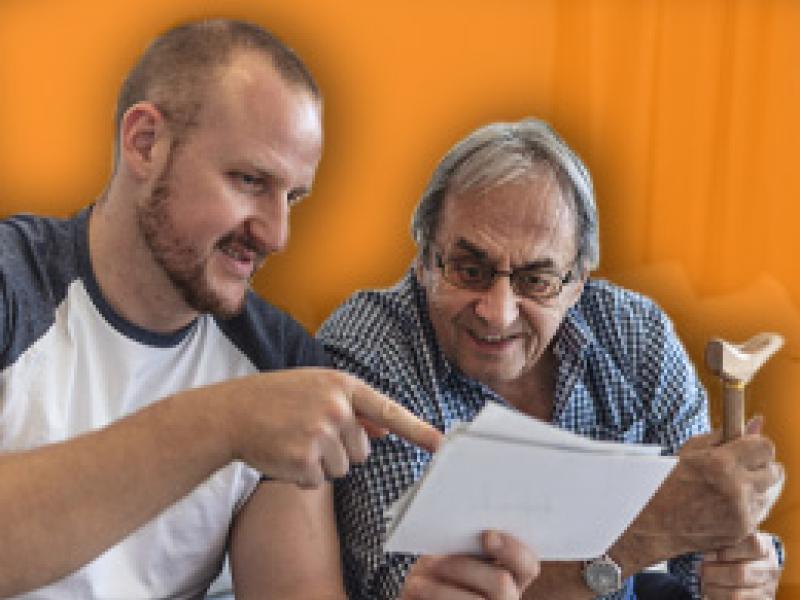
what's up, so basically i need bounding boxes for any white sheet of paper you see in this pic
[384,404,676,560]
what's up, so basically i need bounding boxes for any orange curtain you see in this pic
[1,0,798,594]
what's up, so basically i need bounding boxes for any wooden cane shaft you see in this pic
[722,381,745,442]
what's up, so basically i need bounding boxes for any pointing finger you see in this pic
[348,380,442,453]
[357,416,389,439]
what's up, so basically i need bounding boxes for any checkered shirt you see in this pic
[317,269,710,600]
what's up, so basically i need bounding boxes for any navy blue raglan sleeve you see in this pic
[216,294,330,372]
[0,267,9,367]
[282,316,331,369]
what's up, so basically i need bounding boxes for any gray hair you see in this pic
[411,118,599,273]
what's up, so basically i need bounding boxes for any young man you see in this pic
[0,19,458,598]
[319,118,785,599]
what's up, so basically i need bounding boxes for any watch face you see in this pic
[585,557,622,594]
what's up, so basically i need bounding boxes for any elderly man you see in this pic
[0,19,499,598]
[318,118,784,599]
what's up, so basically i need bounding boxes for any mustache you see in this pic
[217,232,269,259]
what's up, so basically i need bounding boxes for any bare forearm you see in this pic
[0,389,231,595]
[231,483,346,599]
[0,367,441,595]
[521,561,592,599]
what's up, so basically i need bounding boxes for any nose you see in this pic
[473,274,519,330]
[249,193,290,254]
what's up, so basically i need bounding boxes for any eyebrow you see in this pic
[453,238,557,270]
[240,162,312,201]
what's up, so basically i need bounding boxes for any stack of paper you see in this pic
[384,403,677,560]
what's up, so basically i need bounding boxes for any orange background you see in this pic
[1,0,797,594]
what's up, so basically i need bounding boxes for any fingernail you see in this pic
[484,531,502,552]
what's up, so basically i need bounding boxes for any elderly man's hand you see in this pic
[701,532,782,599]
[400,531,539,600]
[626,425,784,561]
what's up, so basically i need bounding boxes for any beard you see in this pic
[136,151,251,319]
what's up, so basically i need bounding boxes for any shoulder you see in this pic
[1,212,86,367]
[215,293,329,371]
[317,271,422,364]
[564,278,687,379]
[0,212,84,282]
[574,279,700,392]
[574,278,674,339]
[577,278,664,320]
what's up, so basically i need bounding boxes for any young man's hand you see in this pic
[202,368,442,487]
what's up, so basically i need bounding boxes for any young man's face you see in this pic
[137,51,323,318]
[418,165,585,390]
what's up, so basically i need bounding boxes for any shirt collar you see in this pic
[406,269,459,380]
[553,298,597,362]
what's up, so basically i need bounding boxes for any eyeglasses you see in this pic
[434,250,575,300]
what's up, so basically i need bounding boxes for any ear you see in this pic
[119,102,170,179]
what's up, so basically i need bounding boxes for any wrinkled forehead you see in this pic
[439,165,578,258]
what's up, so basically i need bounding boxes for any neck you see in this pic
[88,184,198,333]
[491,348,556,421]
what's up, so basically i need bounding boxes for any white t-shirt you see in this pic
[0,210,328,598]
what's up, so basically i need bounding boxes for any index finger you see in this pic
[349,382,442,453]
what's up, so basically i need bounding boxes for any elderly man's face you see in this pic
[418,165,585,391]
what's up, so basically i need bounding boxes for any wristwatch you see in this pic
[583,554,623,594]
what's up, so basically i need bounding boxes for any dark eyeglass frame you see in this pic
[433,249,576,300]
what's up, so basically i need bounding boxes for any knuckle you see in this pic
[708,450,734,478]
[328,395,353,425]
[348,431,370,464]
[336,370,358,387]
[328,369,356,392]
[312,369,341,394]
[308,418,335,443]
[329,456,349,479]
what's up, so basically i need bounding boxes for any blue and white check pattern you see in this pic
[318,269,710,600]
